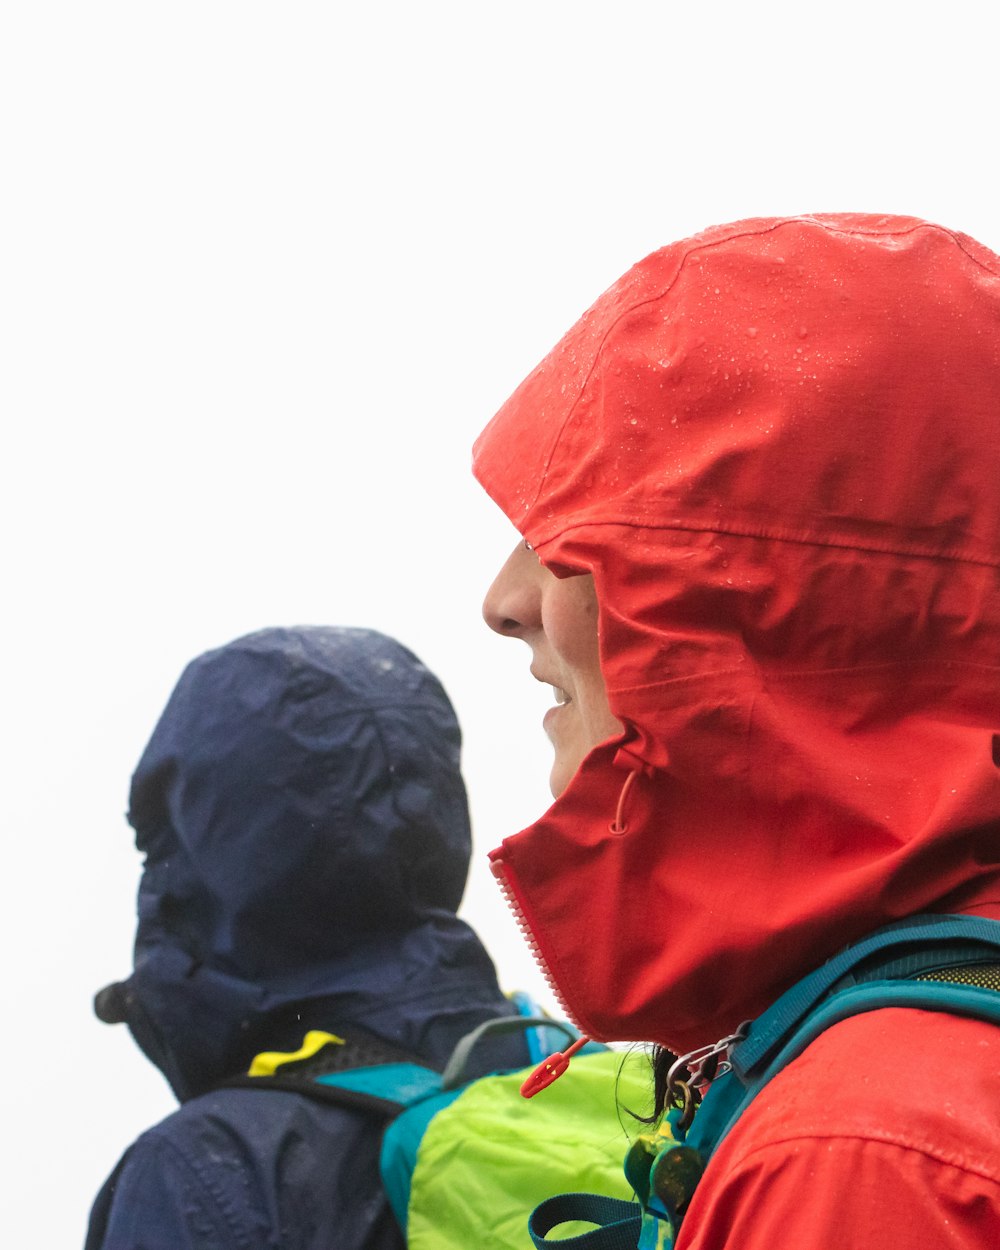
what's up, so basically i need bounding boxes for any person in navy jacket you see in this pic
[86,626,530,1250]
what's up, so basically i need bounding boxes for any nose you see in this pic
[482,541,540,638]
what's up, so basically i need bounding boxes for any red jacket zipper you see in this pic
[489,850,594,1096]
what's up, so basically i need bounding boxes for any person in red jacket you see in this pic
[474,215,1000,1247]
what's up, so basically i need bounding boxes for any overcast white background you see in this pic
[3,2,998,1243]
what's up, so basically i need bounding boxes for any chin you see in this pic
[548,757,576,799]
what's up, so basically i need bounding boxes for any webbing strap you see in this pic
[750,979,1000,1096]
[528,1194,641,1250]
[732,914,1000,1078]
[696,974,1000,1163]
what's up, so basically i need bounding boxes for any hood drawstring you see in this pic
[610,770,639,835]
[610,747,655,835]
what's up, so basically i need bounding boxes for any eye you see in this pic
[523,538,534,552]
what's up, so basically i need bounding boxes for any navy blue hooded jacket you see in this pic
[86,627,530,1250]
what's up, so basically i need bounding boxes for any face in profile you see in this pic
[483,540,623,796]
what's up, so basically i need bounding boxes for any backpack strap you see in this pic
[441,1014,576,1089]
[730,913,1000,1082]
[510,990,586,1065]
[220,1027,443,1118]
[686,914,1000,1166]
[528,1194,641,1250]
[693,976,1000,1165]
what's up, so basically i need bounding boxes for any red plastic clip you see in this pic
[519,1035,591,1098]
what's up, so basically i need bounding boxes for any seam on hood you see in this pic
[608,657,1000,697]
[532,516,1000,570]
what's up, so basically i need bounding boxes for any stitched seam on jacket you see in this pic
[147,1130,257,1250]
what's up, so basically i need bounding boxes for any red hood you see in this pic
[474,214,1000,1054]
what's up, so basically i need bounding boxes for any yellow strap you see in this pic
[248,1029,345,1077]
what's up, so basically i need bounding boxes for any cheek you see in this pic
[545,576,622,744]
[544,576,602,676]
[579,686,624,744]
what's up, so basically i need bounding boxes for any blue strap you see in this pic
[381,1085,468,1229]
[528,1194,641,1250]
[731,914,1000,1078]
[694,974,1000,1163]
[511,990,595,1066]
[315,1062,442,1105]
[750,979,1000,1093]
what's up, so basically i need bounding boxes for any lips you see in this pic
[543,687,572,741]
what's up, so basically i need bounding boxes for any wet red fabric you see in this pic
[473,214,1000,1056]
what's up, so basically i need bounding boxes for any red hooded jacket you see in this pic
[474,215,1000,1247]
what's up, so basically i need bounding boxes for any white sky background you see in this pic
[3,2,998,1243]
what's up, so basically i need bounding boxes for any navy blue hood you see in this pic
[101,627,514,1102]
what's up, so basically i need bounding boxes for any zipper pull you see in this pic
[519,1035,591,1097]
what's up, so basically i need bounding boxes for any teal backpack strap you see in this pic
[510,990,588,1066]
[666,912,1000,1237]
[220,1027,444,1119]
[528,1194,641,1250]
[741,978,1000,1096]
[730,913,1000,1081]
[380,1083,465,1226]
[690,975,1000,1166]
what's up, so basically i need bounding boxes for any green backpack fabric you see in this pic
[226,1007,652,1250]
[398,1046,649,1250]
